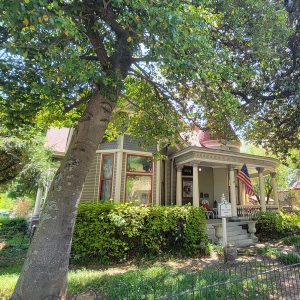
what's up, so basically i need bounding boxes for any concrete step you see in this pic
[207,222,257,248]
[207,224,243,231]
[235,239,255,247]
[226,229,246,236]
[227,234,251,242]
[207,227,246,236]
[219,237,254,247]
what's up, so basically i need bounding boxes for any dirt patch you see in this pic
[255,240,298,254]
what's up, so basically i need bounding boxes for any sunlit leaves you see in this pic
[0,0,296,159]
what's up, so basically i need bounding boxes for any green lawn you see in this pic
[1,262,276,299]
[0,239,275,300]
[1,234,299,299]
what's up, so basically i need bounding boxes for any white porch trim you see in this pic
[176,165,183,206]
[257,167,266,212]
[229,165,237,217]
[192,162,200,207]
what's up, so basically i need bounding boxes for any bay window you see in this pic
[99,154,114,201]
[126,155,153,205]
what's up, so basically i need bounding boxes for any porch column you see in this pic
[270,172,279,207]
[257,167,266,212]
[176,165,183,206]
[33,187,43,218]
[155,160,161,206]
[229,165,237,217]
[239,183,246,205]
[193,163,200,207]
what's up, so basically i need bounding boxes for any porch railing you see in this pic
[237,204,279,218]
[237,205,261,219]
[266,204,279,212]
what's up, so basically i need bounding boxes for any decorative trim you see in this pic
[96,149,153,155]
[176,165,183,171]
[256,167,265,174]
[169,146,279,169]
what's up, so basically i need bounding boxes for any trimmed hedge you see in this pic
[0,217,28,238]
[72,203,209,263]
[256,211,300,239]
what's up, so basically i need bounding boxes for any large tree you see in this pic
[241,0,300,161]
[0,0,296,298]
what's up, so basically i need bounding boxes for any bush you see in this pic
[257,247,300,264]
[256,211,284,238]
[13,197,33,217]
[0,217,28,238]
[281,211,300,234]
[281,235,300,247]
[72,203,209,263]
[256,211,300,240]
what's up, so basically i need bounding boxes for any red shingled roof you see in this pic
[45,127,71,155]
[292,180,300,190]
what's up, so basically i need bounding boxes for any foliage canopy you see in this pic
[0,0,298,159]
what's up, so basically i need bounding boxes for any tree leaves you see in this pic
[0,0,298,160]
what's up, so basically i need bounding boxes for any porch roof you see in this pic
[169,146,279,173]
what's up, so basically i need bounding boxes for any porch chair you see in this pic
[201,200,214,219]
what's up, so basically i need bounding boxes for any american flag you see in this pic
[237,164,255,196]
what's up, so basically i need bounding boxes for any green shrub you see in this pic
[72,203,209,263]
[255,211,300,240]
[281,235,300,246]
[280,211,300,234]
[256,247,300,264]
[278,251,300,264]
[0,217,28,238]
[255,211,284,238]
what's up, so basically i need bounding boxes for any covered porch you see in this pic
[169,146,280,218]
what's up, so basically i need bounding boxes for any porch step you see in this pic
[218,238,254,247]
[227,233,249,240]
[206,221,257,248]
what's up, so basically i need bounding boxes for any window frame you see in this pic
[99,153,114,201]
[125,153,153,205]
[126,154,153,174]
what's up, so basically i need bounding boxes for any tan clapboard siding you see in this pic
[80,153,101,202]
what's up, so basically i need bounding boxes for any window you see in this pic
[126,155,153,205]
[99,154,114,201]
[127,155,152,173]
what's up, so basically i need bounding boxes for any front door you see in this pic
[182,178,193,205]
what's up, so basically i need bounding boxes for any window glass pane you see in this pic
[103,155,113,179]
[100,180,111,200]
[127,156,152,173]
[126,176,151,205]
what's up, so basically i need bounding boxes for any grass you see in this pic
[257,247,300,264]
[0,252,275,299]
[1,232,299,299]
[281,235,300,247]
[0,229,29,299]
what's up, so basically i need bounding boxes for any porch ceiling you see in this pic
[169,146,279,173]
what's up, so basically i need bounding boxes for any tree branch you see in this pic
[79,55,98,61]
[64,93,91,113]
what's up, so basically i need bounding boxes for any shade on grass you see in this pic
[0,261,278,299]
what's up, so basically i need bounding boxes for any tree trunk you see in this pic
[12,90,115,300]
